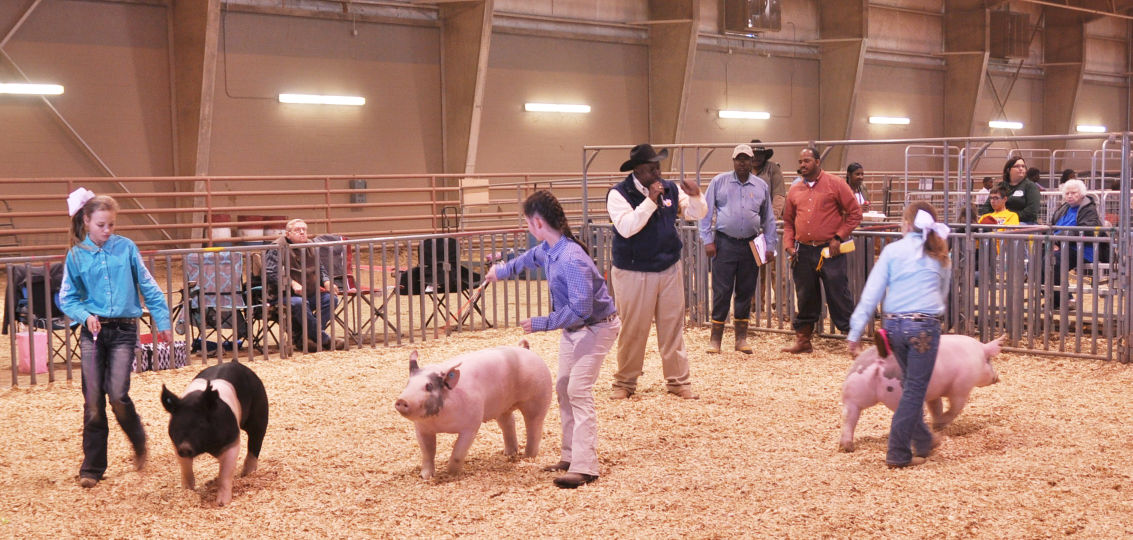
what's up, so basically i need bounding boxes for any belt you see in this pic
[798,240,830,247]
[566,313,619,333]
[716,232,757,243]
[97,317,137,325]
[883,313,942,322]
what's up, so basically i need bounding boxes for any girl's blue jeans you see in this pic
[882,316,941,465]
[79,321,146,479]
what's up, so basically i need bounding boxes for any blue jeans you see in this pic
[883,316,941,465]
[288,292,337,344]
[79,321,146,479]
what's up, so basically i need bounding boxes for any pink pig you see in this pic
[839,334,1001,453]
[394,340,552,480]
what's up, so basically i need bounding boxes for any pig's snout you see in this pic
[176,442,195,458]
[394,398,411,416]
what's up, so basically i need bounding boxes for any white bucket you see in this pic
[16,331,49,374]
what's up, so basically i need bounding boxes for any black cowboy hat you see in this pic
[620,143,670,172]
[749,139,774,159]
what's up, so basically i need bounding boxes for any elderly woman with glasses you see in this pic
[1046,179,1102,310]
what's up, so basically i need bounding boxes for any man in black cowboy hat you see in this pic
[750,139,786,218]
[606,143,707,400]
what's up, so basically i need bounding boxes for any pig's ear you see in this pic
[518,338,530,349]
[409,350,420,374]
[160,385,179,414]
[443,362,462,390]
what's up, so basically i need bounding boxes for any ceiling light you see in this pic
[0,83,64,95]
[869,116,910,125]
[524,103,591,113]
[718,110,771,120]
[988,120,1023,129]
[1076,124,1106,133]
[279,93,365,106]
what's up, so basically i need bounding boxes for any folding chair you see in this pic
[417,238,489,329]
[315,234,400,345]
[182,251,271,354]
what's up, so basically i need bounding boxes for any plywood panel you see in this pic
[0,1,172,177]
[683,49,820,174]
[209,12,442,175]
[475,33,649,173]
[847,64,946,171]
[868,7,940,55]
[494,0,645,22]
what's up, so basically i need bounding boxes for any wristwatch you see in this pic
[832,234,843,242]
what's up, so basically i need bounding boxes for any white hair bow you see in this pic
[67,188,96,217]
[914,209,950,240]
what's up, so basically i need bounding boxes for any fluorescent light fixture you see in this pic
[278,93,365,106]
[524,103,591,113]
[1076,124,1107,133]
[988,120,1023,129]
[869,116,910,125]
[0,83,64,95]
[718,110,771,120]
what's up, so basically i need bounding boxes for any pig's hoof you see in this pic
[419,471,434,481]
[241,457,259,477]
[838,441,854,453]
[215,492,232,506]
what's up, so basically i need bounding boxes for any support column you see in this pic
[817,0,867,170]
[1042,9,1087,144]
[647,0,699,148]
[440,0,493,175]
[171,0,220,177]
[943,1,989,138]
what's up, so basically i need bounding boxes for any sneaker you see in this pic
[79,476,98,488]
[915,435,943,458]
[886,456,927,469]
[609,387,633,400]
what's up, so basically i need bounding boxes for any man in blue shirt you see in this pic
[699,144,777,354]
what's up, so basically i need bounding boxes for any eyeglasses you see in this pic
[988,196,1004,201]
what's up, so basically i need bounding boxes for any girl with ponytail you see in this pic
[59,188,172,488]
[484,190,619,489]
[845,201,952,469]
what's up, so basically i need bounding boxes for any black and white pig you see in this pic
[161,361,269,506]
[394,341,552,480]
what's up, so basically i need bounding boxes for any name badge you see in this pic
[1012,190,1024,197]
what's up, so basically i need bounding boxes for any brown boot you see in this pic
[707,321,725,354]
[781,324,813,354]
[734,319,753,354]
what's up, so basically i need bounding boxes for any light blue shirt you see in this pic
[699,171,778,253]
[494,236,615,332]
[847,231,951,342]
[59,235,172,331]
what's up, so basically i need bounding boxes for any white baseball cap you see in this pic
[732,144,754,159]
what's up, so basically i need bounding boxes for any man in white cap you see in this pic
[606,143,707,400]
[699,144,777,354]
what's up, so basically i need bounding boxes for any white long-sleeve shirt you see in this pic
[606,174,708,238]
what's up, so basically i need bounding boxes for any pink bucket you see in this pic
[16,331,49,374]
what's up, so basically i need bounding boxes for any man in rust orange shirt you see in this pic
[781,147,863,354]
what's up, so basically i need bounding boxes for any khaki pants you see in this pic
[557,318,620,476]
[610,262,692,392]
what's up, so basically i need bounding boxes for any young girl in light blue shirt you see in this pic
[847,201,951,468]
[59,188,171,488]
